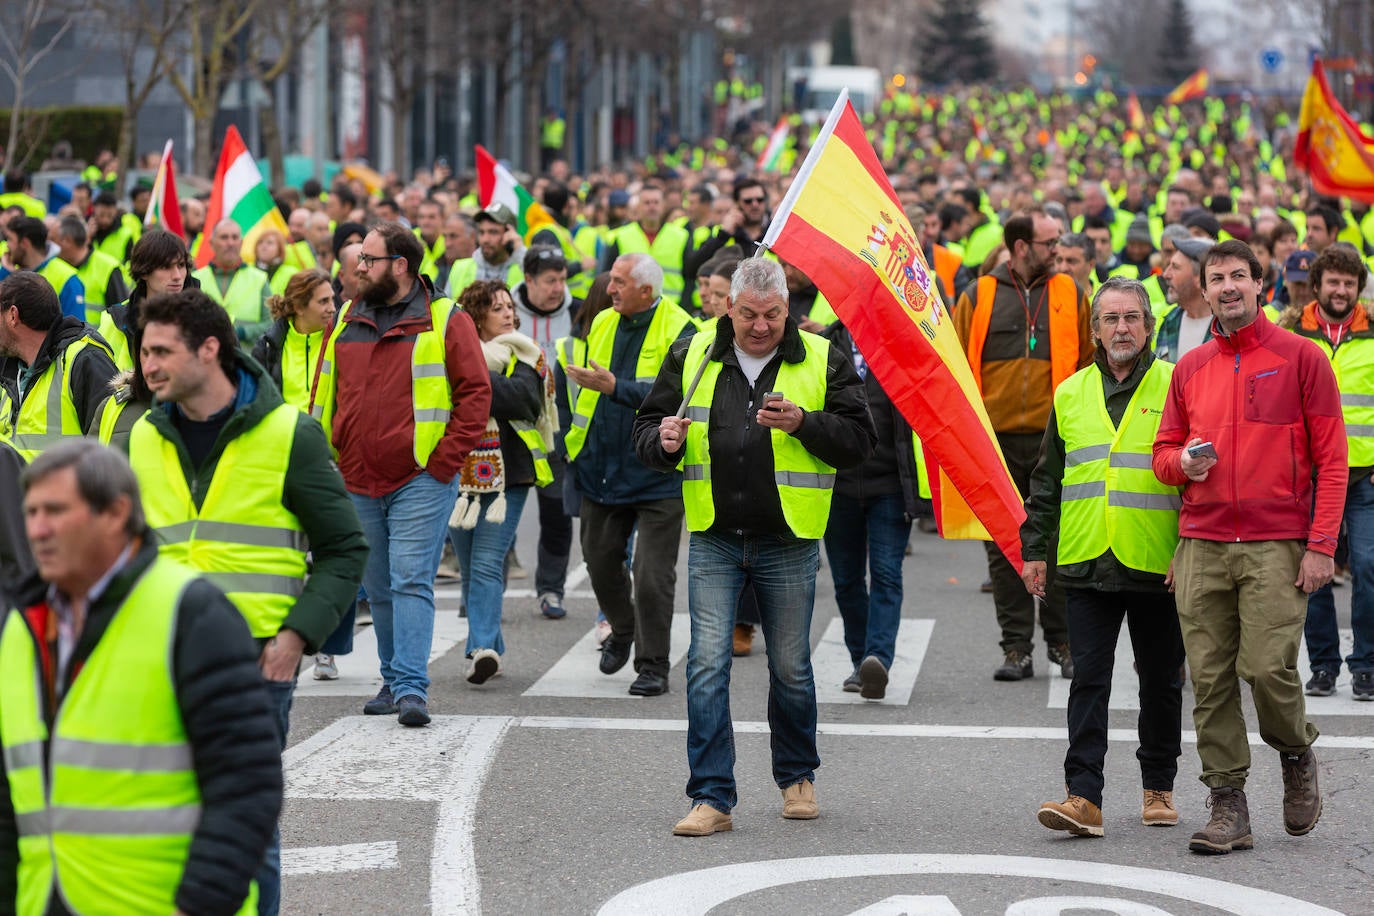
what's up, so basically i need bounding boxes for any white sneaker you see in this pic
[467,648,501,684]
[313,653,338,680]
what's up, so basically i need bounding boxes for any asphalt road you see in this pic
[279,509,1372,915]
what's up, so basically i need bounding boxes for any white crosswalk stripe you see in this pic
[294,611,468,698]
[523,614,693,697]
[812,618,934,705]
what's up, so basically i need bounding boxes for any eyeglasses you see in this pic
[1030,237,1059,249]
[739,196,766,205]
[1098,312,1145,326]
[357,253,402,268]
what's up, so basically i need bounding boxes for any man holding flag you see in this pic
[952,208,1094,682]
[635,257,874,836]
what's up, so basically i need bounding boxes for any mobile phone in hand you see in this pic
[763,391,784,412]
[1186,442,1218,460]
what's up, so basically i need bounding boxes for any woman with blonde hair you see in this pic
[251,267,335,412]
[448,279,556,685]
[255,228,298,296]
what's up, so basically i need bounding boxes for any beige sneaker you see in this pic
[672,804,732,837]
[1142,789,1178,826]
[1037,795,1104,837]
[781,780,819,819]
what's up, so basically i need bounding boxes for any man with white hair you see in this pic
[563,252,697,697]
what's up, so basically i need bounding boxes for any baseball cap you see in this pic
[1284,249,1316,282]
[1174,237,1214,266]
[607,189,630,207]
[475,202,516,227]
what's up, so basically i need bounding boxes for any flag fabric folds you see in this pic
[1126,92,1146,131]
[474,145,555,243]
[196,126,289,269]
[1295,58,1374,204]
[760,91,1026,571]
[756,117,790,172]
[1163,68,1209,105]
[145,139,183,238]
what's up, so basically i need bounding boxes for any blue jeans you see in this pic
[350,471,459,701]
[255,675,295,916]
[449,486,530,657]
[1307,475,1374,674]
[318,600,356,656]
[685,530,821,813]
[822,490,911,669]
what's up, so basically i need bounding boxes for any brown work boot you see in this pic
[732,624,754,657]
[1141,789,1178,826]
[781,780,818,819]
[1188,787,1252,854]
[1280,748,1322,836]
[672,804,732,837]
[1037,795,1104,837]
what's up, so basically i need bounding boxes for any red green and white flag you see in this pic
[145,139,183,238]
[474,144,555,243]
[756,117,790,172]
[196,125,289,268]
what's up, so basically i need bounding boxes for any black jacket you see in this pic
[489,357,544,487]
[0,316,117,438]
[0,442,34,608]
[633,316,876,536]
[822,323,925,519]
[0,541,283,915]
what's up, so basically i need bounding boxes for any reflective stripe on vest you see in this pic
[130,403,307,637]
[563,299,696,462]
[7,336,112,462]
[556,335,587,408]
[609,222,689,304]
[313,297,455,468]
[0,559,256,916]
[1054,360,1181,574]
[1315,335,1374,467]
[192,264,269,325]
[966,273,1080,397]
[503,354,553,487]
[679,328,836,538]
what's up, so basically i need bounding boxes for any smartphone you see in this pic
[763,391,784,412]
[1186,442,1218,460]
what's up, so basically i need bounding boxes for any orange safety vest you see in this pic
[931,245,961,303]
[966,274,1079,397]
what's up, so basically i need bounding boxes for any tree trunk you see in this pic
[195,114,215,179]
[115,106,138,198]
[260,85,285,189]
[391,90,411,180]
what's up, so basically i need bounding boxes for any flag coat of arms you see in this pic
[761,91,1026,570]
[1295,58,1374,203]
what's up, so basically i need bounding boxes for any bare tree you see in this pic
[1080,0,1167,88]
[0,0,76,168]
[244,0,330,185]
[162,0,267,176]
[95,0,188,192]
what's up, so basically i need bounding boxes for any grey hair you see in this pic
[1091,276,1156,336]
[1058,232,1095,262]
[730,257,788,303]
[617,252,663,299]
[21,439,148,538]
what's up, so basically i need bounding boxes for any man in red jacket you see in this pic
[1152,239,1346,856]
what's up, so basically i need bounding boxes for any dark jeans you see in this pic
[318,600,356,656]
[580,497,684,676]
[823,490,911,669]
[1064,587,1185,807]
[535,458,574,599]
[1306,475,1374,674]
[256,675,296,916]
[988,432,1067,653]
[686,530,821,812]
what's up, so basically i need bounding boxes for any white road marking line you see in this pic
[281,841,398,876]
[595,854,1345,916]
[430,715,512,916]
[522,613,692,697]
[294,612,468,699]
[434,562,592,601]
[847,897,959,916]
[813,618,933,706]
[512,715,1374,748]
[285,716,477,801]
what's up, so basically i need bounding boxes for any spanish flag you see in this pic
[1295,58,1374,203]
[760,92,1026,570]
[1126,92,1146,131]
[1163,68,1209,104]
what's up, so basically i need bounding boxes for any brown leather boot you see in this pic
[781,780,818,819]
[1280,748,1322,836]
[1188,787,1252,854]
[1141,789,1178,826]
[1037,795,1104,837]
[732,624,754,657]
[672,804,732,837]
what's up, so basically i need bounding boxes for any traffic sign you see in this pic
[1261,47,1285,73]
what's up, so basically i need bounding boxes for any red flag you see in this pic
[1163,68,1209,105]
[1295,58,1374,203]
[145,139,183,239]
[761,93,1026,570]
[1127,92,1145,131]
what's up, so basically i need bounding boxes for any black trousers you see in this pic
[1064,587,1186,807]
